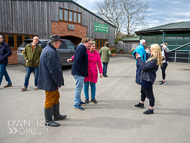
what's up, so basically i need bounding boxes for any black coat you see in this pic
[71,43,88,77]
[38,44,64,91]
[137,57,158,84]
[0,42,12,64]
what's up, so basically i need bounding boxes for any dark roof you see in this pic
[12,0,73,1]
[123,36,139,41]
[136,21,190,35]
[12,0,116,28]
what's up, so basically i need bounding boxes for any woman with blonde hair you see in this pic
[134,44,162,114]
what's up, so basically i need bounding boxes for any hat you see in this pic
[47,35,64,44]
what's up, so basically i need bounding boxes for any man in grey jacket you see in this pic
[38,35,66,127]
[99,42,112,77]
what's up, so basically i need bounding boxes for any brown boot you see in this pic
[4,84,12,88]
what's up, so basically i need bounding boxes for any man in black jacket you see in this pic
[71,37,91,110]
[0,35,12,88]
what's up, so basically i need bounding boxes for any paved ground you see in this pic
[0,55,190,143]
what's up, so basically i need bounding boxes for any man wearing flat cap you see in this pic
[38,35,66,127]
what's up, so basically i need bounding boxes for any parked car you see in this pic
[17,39,76,67]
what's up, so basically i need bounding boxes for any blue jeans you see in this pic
[84,82,96,99]
[73,75,84,106]
[136,62,141,84]
[0,64,12,85]
[103,62,108,76]
[24,67,39,87]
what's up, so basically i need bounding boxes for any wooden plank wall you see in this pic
[0,1,115,47]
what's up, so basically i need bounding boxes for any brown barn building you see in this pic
[0,0,116,64]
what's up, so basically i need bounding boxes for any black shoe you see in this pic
[85,99,89,103]
[104,75,108,77]
[91,98,97,104]
[159,81,163,83]
[45,108,60,127]
[53,102,67,121]
[160,81,166,85]
[134,102,144,108]
[143,109,154,115]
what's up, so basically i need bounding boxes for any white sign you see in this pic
[68,24,75,30]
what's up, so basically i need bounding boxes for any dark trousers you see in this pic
[161,63,167,80]
[136,62,141,84]
[103,62,108,76]
[141,86,155,107]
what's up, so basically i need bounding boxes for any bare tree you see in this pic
[93,0,149,37]
[121,0,149,36]
[93,0,125,38]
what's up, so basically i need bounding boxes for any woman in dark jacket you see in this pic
[134,44,162,114]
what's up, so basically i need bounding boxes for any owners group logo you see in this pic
[8,120,48,135]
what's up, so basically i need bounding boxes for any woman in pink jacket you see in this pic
[68,41,103,104]
[84,41,103,103]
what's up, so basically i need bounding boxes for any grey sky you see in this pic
[75,0,190,30]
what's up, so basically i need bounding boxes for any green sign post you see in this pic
[94,23,109,33]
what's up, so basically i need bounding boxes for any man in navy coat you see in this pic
[71,37,91,110]
[0,35,12,88]
[38,35,66,127]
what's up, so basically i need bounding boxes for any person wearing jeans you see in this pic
[102,62,108,77]
[84,82,96,101]
[99,42,112,77]
[83,41,103,103]
[132,39,146,84]
[71,37,91,110]
[73,75,85,106]
[0,35,12,88]
[24,67,39,88]
[136,62,141,84]
[21,36,42,91]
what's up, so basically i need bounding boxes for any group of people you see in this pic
[0,35,112,127]
[0,34,170,127]
[38,36,112,127]
[132,39,169,114]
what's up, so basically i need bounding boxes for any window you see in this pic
[95,39,108,49]
[0,33,38,50]
[59,9,63,20]
[69,11,72,22]
[25,36,30,39]
[59,42,67,49]
[74,13,77,22]
[59,8,82,24]
[78,13,81,23]
[64,10,68,21]
[8,35,14,47]
[17,35,22,47]
[65,41,76,49]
